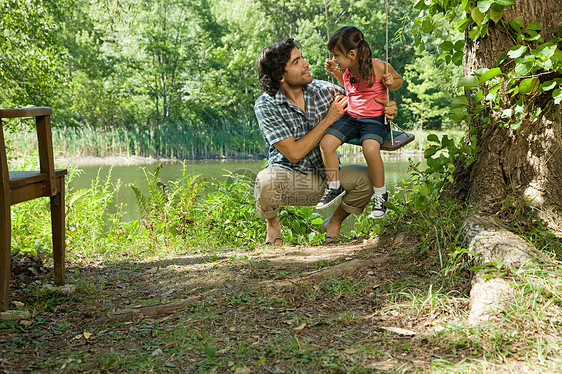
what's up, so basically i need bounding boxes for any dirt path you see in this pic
[0,236,482,373]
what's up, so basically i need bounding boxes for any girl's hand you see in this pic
[325,59,338,73]
[374,98,398,120]
[382,73,394,87]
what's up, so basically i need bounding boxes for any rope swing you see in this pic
[324,0,415,151]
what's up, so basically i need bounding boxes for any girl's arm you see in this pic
[374,60,403,90]
[325,59,345,86]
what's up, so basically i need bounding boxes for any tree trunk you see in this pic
[452,0,562,233]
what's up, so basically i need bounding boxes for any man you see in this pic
[254,39,398,245]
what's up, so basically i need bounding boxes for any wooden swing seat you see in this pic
[346,130,415,151]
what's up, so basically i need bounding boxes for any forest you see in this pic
[1,0,462,158]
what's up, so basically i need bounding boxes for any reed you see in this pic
[7,116,266,159]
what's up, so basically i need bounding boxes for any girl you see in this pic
[316,26,403,219]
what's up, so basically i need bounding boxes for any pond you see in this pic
[67,153,422,223]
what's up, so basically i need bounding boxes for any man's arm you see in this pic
[274,95,348,164]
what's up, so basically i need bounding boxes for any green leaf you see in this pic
[540,80,557,91]
[477,0,494,12]
[514,60,533,75]
[478,67,502,84]
[454,40,465,51]
[526,21,542,31]
[422,19,434,33]
[507,45,527,58]
[494,0,514,5]
[554,88,562,105]
[440,41,454,51]
[489,7,503,23]
[471,7,485,26]
[509,19,524,32]
[427,134,439,142]
[501,109,513,118]
[459,76,480,89]
[519,78,539,94]
[457,18,471,31]
[452,51,464,66]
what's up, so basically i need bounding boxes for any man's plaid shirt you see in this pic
[254,80,345,175]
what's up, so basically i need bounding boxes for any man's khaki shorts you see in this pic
[254,165,373,219]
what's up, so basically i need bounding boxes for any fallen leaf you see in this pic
[293,323,306,332]
[13,301,25,307]
[83,331,92,340]
[229,326,237,332]
[234,367,251,374]
[19,320,32,327]
[344,348,358,354]
[380,326,416,336]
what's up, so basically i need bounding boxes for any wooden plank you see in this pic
[0,107,52,119]
[36,114,56,196]
[51,176,66,286]
[0,120,12,311]
[346,130,416,151]
[10,183,48,205]
[381,132,416,151]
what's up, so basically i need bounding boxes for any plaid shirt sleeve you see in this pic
[254,93,294,146]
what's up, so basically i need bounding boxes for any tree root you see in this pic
[461,214,551,324]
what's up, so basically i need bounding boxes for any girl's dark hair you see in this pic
[257,38,301,95]
[328,26,375,87]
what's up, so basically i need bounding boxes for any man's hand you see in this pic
[325,95,348,124]
[374,97,398,120]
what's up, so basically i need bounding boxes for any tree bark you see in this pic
[453,0,562,232]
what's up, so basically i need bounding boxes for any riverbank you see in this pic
[54,149,423,168]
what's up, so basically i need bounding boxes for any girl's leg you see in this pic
[319,134,343,182]
[317,134,345,209]
[361,139,384,188]
[362,139,388,219]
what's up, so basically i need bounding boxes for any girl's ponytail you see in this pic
[357,39,375,87]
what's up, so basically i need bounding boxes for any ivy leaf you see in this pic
[471,7,485,26]
[477,0,494,12]
[507,45,528,58]
[459,76,480,89]
[540,80,557,91]
[489,7,504,23]
[494,0,514,5]
[478,67,502,84]
[526,21,542,31]
[508,19,524,32]
[554,88,562,105]
[518,78,539,94]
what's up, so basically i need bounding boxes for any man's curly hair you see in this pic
[257,38,301,95]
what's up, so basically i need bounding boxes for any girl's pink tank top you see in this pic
[343,58,388,118]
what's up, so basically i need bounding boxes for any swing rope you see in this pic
[323,0,337,97]
[384,0,396,146]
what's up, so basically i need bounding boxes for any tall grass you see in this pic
[8,116,266,159]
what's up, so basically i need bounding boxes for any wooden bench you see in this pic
[0,107,67,311]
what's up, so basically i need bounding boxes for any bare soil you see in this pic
[1,235,480,373]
